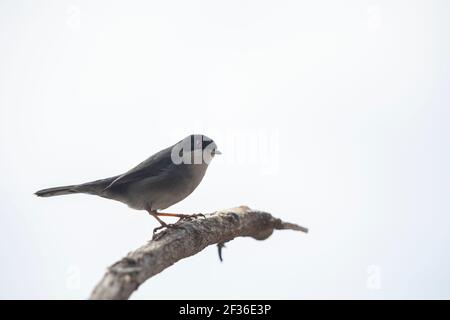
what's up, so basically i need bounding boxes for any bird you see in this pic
[35,134,221,233]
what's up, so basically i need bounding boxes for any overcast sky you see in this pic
[1,0,450,299]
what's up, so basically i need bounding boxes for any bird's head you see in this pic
[171,134,221,165]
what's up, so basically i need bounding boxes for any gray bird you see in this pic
[35,134,221,232]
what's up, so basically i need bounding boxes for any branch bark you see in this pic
[89,206,308,300]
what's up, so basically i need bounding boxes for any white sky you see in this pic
[1,0,450,299]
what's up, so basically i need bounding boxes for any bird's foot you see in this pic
[150,212,206,240]
[152,223,182,240]
[175,213,206,223]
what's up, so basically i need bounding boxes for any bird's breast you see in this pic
[128,163,209,211]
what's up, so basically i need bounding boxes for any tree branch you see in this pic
[89,206,308,300]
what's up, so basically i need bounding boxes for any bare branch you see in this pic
[89,206,308,300]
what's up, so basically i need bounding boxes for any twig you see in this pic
[89,205,308,300]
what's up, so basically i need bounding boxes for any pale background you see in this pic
[1,0,449,299]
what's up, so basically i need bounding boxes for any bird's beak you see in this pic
[213,149,222,155]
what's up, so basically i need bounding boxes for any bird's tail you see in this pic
[34,185,80,197]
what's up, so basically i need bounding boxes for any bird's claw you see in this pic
[176,213,206,223]
[152,223,181,237]
[152,213,206,240]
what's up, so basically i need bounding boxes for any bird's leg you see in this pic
[148,210,167,226]
[147,209,181,234]
[156,212,206,223]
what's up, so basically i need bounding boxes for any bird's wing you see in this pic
[103,146,175,191]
